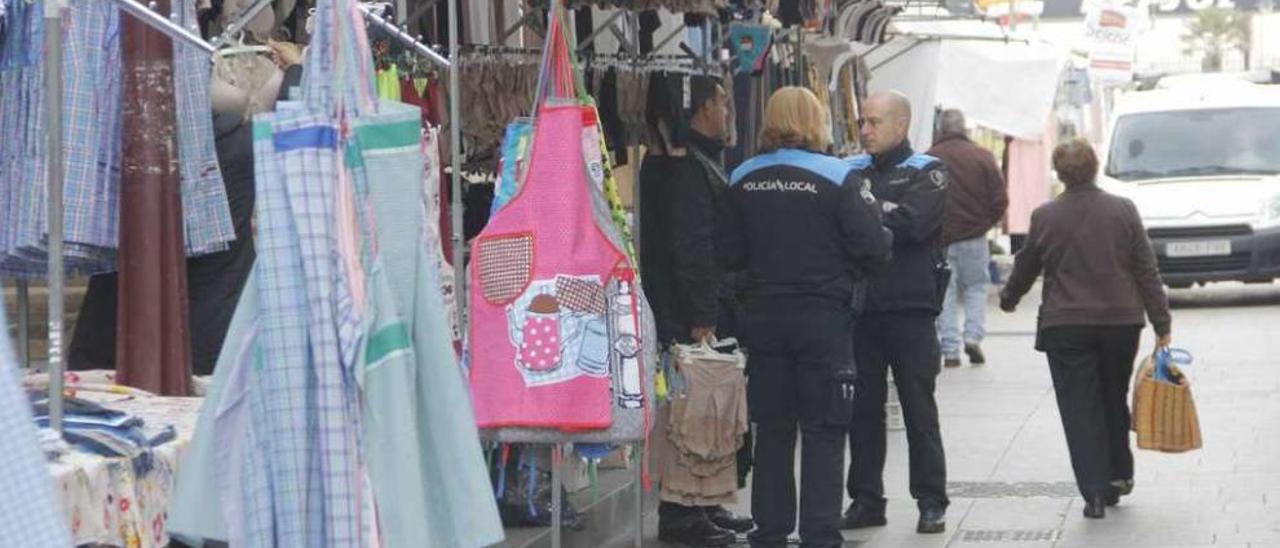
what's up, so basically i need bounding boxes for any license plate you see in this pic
[1166,240,1232,258]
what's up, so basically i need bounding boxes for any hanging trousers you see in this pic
[744,300,853,548]
[848,312,949,512]
[1039,325,1142,500]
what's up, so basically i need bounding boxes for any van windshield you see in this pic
[1106,108,1280,181]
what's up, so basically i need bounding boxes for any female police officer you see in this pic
[720,87,892,548]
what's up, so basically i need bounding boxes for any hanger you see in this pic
[214,30,272,60]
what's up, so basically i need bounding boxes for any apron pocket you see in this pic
[475,232,535,305]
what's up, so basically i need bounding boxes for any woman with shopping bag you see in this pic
[999,139,1173,520]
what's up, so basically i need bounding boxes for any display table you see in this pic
[27,372,203,548]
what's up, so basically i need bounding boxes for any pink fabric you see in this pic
[469,104,624,430]
[1005,138,1053,234]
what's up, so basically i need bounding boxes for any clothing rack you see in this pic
[30,0,463,436]
[110,0,215,55]
[31,0,216,433]
[360,2,451,68]
[209,0,272,50]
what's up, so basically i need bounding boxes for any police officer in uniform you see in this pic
[721,87,892,548]
[844,91,951,534]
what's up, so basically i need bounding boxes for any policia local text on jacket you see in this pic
[721,148,892,548]
[845,139,952,523]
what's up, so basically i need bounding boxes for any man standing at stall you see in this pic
[640,75,755,546]
[845,91,951,535]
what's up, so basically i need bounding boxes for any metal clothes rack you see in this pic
[35,0,464,434]
[20,0,213,431]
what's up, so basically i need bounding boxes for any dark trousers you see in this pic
[744,301,853,548]
[848,312,949,512]
[1039,325,1141,499]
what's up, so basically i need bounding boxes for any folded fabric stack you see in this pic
[31,395,177,474]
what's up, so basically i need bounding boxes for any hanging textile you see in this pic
[0,0,234,278]
[376,64,402,101]
[0,293,73,548]
[524,0,726,13]
[358,104,504,547]
[422,127,462,353]
[468,10,655,441]
[170,1,503,545]
[492,118,534,215]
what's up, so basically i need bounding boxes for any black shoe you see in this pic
[705,505,754,533]
[1111,479,1134,496]
[916,507,946,534]
[658,512,736,547]
[841,501,887,530]
[964,343,986,365]
[1107,479,1133,506]
[943,357,962,368]
[1083,496,1107,519]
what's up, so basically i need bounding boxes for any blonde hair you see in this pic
[758,87,833,153]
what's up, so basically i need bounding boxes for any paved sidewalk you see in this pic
[704,283,1280,548]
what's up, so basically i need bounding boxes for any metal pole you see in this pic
[209,0,273,49]
[360,3,451,68]
[15,280,29,369]
[448,0,465,328]
[110,0,215,55]
[551,444,563,548]
[44,0,66,434]
[633,443,643,548]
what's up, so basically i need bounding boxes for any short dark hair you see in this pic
[645,73,722,150]
[1052,138,1099,188]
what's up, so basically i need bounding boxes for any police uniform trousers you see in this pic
[848,312,949,512]
[743,299,852,548]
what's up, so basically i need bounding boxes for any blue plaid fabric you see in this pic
[248,105,364,547]
[172,0,235,256]
[0,294,74,548]
[0,0,232,278]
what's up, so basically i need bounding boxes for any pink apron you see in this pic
[469,104,627,430]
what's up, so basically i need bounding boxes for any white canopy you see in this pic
[863,23,1067,148]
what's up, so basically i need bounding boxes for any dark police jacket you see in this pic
[720,148,893,307]
[848,141,949,314]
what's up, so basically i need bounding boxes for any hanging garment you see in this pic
[729,23,772,75]
[469,10,647,435]
[359,105,504,546]
[174,0,236,256]
[654,343,748,506]
[172,3,503,544]
[0,293,73,548]
[0,0,233,277]
[232,2,376,543]
[492,118,534,215]
[422,127,462,354]
[469,102,626,431]
[376,64,402,101]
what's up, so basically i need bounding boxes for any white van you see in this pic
[1100,82,1280,288]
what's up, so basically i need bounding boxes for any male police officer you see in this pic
[844,91,951,534]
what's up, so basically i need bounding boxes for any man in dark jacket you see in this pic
[928,109,1008,367]
[844,91,950,535]
[640,75,754,547]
